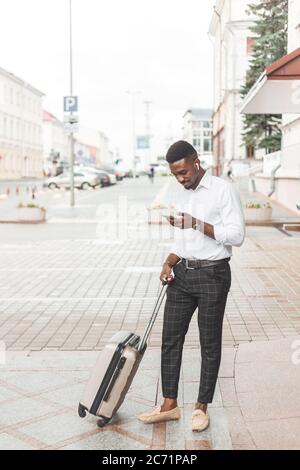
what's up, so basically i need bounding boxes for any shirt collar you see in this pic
[193,170,212,191]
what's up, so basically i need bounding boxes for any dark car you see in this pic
[102,168,123,181]
[74,166,117,187]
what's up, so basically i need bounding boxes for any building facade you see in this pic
[74,128,113,168]
[252,0,300,214]
[280,0,300,180]
[209,0,258,175]
[183,108,213,167]
[43,111,69,176]
[0,67,44,179]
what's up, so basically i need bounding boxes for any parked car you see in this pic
[100,167,123,181]
[113,170,125,181]
[123,169,133,178]
[74,166,117,186]
[44,171,100,190]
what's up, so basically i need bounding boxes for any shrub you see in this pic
[245,202,272,209]
[17,203,46,211]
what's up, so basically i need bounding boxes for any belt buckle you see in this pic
[185,259,195,270]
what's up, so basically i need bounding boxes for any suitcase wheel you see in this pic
[97,416,110,428]
[78,403,88,418]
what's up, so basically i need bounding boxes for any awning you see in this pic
[241,47,300,114]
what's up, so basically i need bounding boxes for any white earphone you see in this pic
[195,162,200,170]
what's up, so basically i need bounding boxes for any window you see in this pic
[193,139,202,149]
[203,121,211,128]
[22,122,26,141]
[204,139,211,152]
[192,121,201,129]
[11,155,15,172]
[10,120,14,139]
[3,117,7,137]
[204,130,211,137]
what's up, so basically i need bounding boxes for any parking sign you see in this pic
[64,96,78,113]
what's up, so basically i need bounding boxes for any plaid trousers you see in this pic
[161,259,231,404]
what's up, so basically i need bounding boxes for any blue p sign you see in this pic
[64,96,78,113]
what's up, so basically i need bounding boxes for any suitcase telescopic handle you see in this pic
[138,276,174,353]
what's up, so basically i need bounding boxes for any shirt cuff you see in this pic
[214,223,227,245]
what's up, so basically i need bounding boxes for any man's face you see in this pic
[169,157,200,190]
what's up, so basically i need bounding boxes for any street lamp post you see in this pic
[126,90,141,179]
[69,0,75,207]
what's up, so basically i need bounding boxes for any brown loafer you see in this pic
[137,405,181,424]
[192,409,209,432]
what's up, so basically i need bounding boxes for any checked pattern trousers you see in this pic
[161,259,231,404]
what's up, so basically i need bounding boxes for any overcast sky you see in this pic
[1,0,215,162]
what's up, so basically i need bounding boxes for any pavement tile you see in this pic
[18,413,96,446]
[235,361,300,394]
[237,389,300,422]
[185,440,212,450]
[0,432,36,450]
[0,385,22,403]
[0,371,70,394]
[224,406,256,449]
[219,378,238,407]
[0,397,58,427]
[246,417,300,450]
[61,429,146,450]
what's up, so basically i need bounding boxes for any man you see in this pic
[138,141,245,432]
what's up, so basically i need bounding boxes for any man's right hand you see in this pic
[160,262,173,284]
[160,254,181,284]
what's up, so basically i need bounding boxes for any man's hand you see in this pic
[160,262,173,284]
[167,212,197,230]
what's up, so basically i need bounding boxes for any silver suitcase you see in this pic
[78,281,168,427]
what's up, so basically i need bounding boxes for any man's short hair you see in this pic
[166,140,197,164]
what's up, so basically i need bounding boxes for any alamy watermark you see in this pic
[291,339,300,366]
[0,341,6,365]
[94,195,206,251]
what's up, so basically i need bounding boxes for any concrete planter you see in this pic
[0,207,46,223]
[17,207,46,222]
[244,207,272,222]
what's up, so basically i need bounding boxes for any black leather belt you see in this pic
[182,257,230,270]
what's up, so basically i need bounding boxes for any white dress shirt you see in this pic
[170,171,245,260]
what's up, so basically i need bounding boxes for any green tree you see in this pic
[240,0,288,155]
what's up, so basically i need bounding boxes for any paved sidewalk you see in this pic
[1,336,299,450]
[226,337,300,450]
[0,176,300,450]
[0,226,300,350]
[0,348,233,450]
